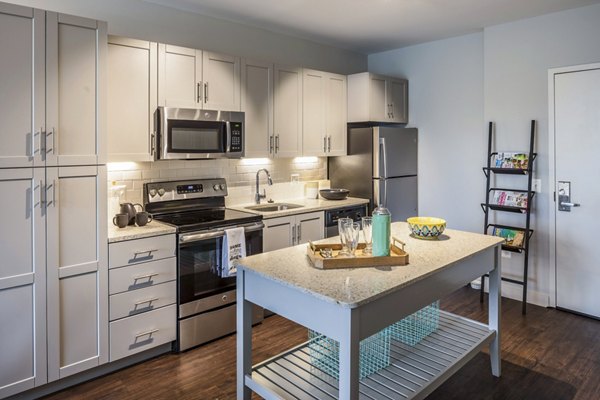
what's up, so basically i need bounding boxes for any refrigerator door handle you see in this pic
[383,178,388,208]
[379,138,388,179]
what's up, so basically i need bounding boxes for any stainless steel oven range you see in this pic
[144,178,263,351]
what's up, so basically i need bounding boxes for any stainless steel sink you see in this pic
[245,203,304,212]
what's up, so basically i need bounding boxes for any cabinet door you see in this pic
[203,51,240,111]
[46,13,107,166]
[0,168,46,397]
[302,69,326,156]
[369,74,388,122]
[274,65,303,158]
[108,37,157,162]
[326,73,347,156]
[158,44,202,108]
[263,216,294,252]
[0,5,44,168]
[241,59,273,158]
[296,212,324,245]
[388,78,408,123]
[46,166,108,381]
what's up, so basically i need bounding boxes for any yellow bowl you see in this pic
[407,217,446,239]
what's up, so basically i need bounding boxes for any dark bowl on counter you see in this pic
[319,188,350,200]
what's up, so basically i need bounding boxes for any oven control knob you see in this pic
[219,184,226,190]
[213,184,220,191]
[149,189,157,197]
[157,188,165,197]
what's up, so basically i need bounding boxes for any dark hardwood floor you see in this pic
[41,287,600,400]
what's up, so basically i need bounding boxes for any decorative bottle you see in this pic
[372,205,391,256]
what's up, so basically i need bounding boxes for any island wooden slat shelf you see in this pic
[248,311,495,400]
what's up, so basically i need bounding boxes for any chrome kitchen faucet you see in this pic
[255,168,273,204]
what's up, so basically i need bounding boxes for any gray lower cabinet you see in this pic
[262,211,324,252]
[108,235,177,362]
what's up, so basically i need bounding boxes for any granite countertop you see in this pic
[238,222,503,308]
[108,220,176,243]
[229,196,369,218]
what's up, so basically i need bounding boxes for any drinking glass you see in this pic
[346,222,361,257]
[337,217,352,256]
[361,216,373,255]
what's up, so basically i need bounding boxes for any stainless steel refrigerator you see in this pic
[328,125,418,222]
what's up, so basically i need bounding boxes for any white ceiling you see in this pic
[146,0,600,54]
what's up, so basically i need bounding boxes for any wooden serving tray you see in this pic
[307,240,409,270]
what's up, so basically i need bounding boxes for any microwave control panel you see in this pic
[230,122,242,152]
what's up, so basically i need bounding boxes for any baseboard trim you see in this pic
[482,280,549,308]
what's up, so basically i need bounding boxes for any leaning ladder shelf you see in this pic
[480,120,536,315]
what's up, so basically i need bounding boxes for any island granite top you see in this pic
[238,222,503,308]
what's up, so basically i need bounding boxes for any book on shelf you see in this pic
[492,190,528,208]
[492,152,529,169]
[492,227,525,248]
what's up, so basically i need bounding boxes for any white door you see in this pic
[274,65,303,158]
[554,66,600,317]
[46,166,108,381]
[46,13,107,166]
[0,168,46,397]
[241,59,273,158]
[296,212,324,245]
[388,78,408,123]
[108,37,157,162]
[302,69,326,156]
[158,44,202,108]
[202,51,240,111]
[326,73,347,156]
[0,5,45,168]
[263,216,294,252]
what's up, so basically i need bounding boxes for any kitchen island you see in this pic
[237,222,503,399]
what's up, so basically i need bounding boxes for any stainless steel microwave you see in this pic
[154,107,244,160]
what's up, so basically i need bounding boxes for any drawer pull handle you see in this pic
[133,273,159,281]
[134,328,159,339]
[134,297,159,306]
[134,249,158,257]
[222,294,228,302]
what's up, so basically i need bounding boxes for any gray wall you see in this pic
[369,3,600,306]
[9,0,367,74]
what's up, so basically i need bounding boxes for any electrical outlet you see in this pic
[532,179,541,193]
[501,250,512,259]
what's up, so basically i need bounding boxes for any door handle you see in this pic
[197,82,202,103]
[558,181,580,212]
[559,202,580,208]
[323,136,327,153]
[327,136,331,152]
[275,135,280,153]
[204,82,209,103]
[270,135,274,154]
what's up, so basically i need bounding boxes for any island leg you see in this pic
[489,245,502,377]
[339,308,360,400]
[237,269,252,399]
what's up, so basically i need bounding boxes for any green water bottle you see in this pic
[372,204,391,256]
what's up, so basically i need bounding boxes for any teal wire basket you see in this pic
[307,328,391,380]
[389,301,440,346]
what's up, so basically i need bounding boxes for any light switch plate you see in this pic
[532,179,541,193]
[501,250,512,259]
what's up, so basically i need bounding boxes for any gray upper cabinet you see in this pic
[158,45,240,111]
[241,59,273,158]
[273,65,303,158]
[302,69,347,157]
[107,36,157,162]
[0,4,45,169]
[46,166,108,381]
[0,168,46,398]
[46,13,107,166]
[348,72,408,124]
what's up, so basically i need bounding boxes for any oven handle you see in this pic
[179,222,264,244]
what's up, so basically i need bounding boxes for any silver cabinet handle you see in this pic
[275,134,280,153]
[32,126,43,157]
[391,102,394,119]
[46,127,55,154]
[297,224,302,243]
[134,328,159,339]
[133,272,159,280]
[151,131,156,156]
[291,225,296,245]
[204,82,208,102]
[327,136,331,152]
[134,297,159,306]
[197,82,202,103]
[323,136,327,153]
[35,179,42,210]
[270,135,274,154]
[133,249,158,257]
[560,202,580,208]
[45,180,56,208]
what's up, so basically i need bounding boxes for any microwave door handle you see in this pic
[225,121,231,153]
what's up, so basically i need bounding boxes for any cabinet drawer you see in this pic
[110,281,176,321]
[109,257,176,295]
[109,234,175,268]
[109,304,176,362]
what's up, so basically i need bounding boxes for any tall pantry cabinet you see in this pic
[0,3,108,398]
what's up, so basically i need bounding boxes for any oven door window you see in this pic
[178,231,262,304]
[167,119,226,153]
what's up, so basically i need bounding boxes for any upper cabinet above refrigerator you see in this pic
[347,72,408,124]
